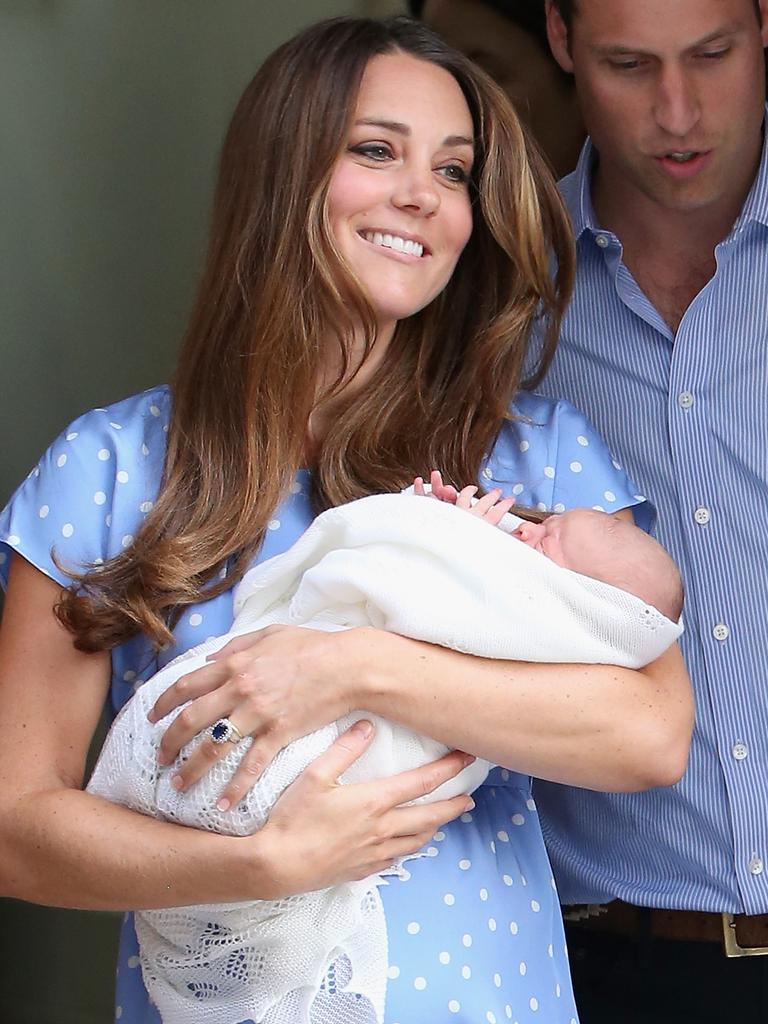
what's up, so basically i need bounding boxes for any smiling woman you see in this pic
[0,14,693,1024]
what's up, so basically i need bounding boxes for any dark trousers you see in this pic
[566,918,768,1024]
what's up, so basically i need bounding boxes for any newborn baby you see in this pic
[88,479,683,1024]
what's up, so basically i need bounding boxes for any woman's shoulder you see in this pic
[0,385,171,589]
[487,390,650,522]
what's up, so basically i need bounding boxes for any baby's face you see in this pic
[512,508,633,577]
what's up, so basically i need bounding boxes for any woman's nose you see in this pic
[391,168,440,216]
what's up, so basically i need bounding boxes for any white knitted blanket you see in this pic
[88,493,682,1024]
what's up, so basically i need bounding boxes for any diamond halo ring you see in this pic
[209,717,246,745]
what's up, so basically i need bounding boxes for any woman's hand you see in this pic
[149,625,365,809]
[256,720,476,897]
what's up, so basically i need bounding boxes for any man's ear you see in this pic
[759,0,768,48]
[545,1,575,73]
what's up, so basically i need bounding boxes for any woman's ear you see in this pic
[545,1,575,74]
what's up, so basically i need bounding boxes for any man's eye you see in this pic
[439,164,469,184]
[700,47,730,60]
[350,143,393,161]
[609,58,643,72]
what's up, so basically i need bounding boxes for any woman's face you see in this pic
[327,52,475,336]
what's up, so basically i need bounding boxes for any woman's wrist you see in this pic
[342,626,405,714]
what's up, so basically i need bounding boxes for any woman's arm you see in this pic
[0,556,473,910]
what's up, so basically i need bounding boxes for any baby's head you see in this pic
[513,508,683,621]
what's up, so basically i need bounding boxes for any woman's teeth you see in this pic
[364,231,424,257]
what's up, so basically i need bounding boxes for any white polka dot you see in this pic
[149,405,161,417]
[123,671,137,682]
[462,933,472,947]
[117,470,129,484]
[536,501,547,512]
[519,440,530,452]
[434,831,446,842]
[459,859,471,870]
[520,874,528,886]
[505,1007,513,1020]
[115,1008,123,1020]
[414,977,427,990]
[443,893,455,906]
[487,1013,497,1024]
[141,443,150,456]
[56,454,67,468]
[547,943,554,958]
[570,461,583,473]
[121,534,134,549]
[479,887,488,901]
[577,435,589,446]
[38,505,50,518]
[109,421,122,430]
[62,524,74,538]
[482,467,493,480]
[592,504,605,512]
[512,483,524,496]
[93,557,104,565]
[66,432,79,441]
[530,998,539,1012]
[407,921,420,935]
[519,961,527,976]
[97,448,111,461]
[140,501,153,513]
[511,813,525,826]
[189,613,203,627]
[460,812,473,824]
[543,466,555,479]
[448,1001,461,1014]
[439,951,450,965]
[163,423,169,433]
[494,973,502,988]
[426,846,439,857]
[93,491,107,505]
[290,480,302,493]
[488,917,497,931]
[105,514,112,527]
[268,519,281,530]
[526,798,537,811]
[399,868,411,881]
[489,840,496,854]
[497,830,509,842]
[604,490,616,502]
[634,493,646,502]
[553,502,566,513]
[503,874,513,886]
[387,965,400,979]
[530,899,541,912]
[127,955,140,968]
[556,983,562,998]
[509,921,519,934]
[462,965,471,979]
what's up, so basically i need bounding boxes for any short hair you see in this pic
[552,0,761,31]
[408,0,551,52]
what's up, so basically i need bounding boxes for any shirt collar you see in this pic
[562,104,768,239]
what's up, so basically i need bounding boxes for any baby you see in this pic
[88,478,683,1024]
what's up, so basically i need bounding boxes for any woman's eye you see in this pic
[439,163,469,184]
[350,143,393,162]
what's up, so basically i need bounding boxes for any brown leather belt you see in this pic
[566,900,768,957]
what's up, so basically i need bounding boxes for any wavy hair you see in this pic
[57,16,575,651]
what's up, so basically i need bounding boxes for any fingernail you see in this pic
[147,711,157,724]
[157,752,170,766]
[170,774,184,791]
[465,798,475,810]
[462,754,476,766]
[351,720,373,738]
[216,797,231,812]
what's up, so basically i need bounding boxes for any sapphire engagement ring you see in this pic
[209,718,246,745]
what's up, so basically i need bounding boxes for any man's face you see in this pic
[547,0,768,215]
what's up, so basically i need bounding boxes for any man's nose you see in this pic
[653,64,701,139]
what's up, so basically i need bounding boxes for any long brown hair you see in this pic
[57,16,575,652]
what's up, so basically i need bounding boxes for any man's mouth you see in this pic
[666,151,698,163]
[361,230,427,258]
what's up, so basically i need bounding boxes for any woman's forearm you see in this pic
[350,629,693,792]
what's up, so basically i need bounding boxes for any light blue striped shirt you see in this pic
[534,115,768,914]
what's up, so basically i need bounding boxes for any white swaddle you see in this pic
[88,493,682,1024]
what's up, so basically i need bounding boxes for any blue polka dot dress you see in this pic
[0,386,649,1024]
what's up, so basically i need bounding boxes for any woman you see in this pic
[0,16,691,1024]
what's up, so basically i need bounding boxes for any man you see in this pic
[533,1,768,1020]
[409,0,585,176]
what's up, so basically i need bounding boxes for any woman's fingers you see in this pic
[372,749,475,809]
[148,658,229,723]
[384,792,475,838]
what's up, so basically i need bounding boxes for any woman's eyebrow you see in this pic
[355,118,474,148]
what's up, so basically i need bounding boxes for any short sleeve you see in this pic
[485,391,654,529]
[0,387,170,591]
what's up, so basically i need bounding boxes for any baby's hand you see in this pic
[414,471,515,527]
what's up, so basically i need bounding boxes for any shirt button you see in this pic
[694,507,711,525]
[749,856,764,876]
[713,623,730,641]
[678,391,695,409]
[732,742,748,761]
[595,233,610,248]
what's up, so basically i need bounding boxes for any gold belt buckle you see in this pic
[721,913,768,957]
